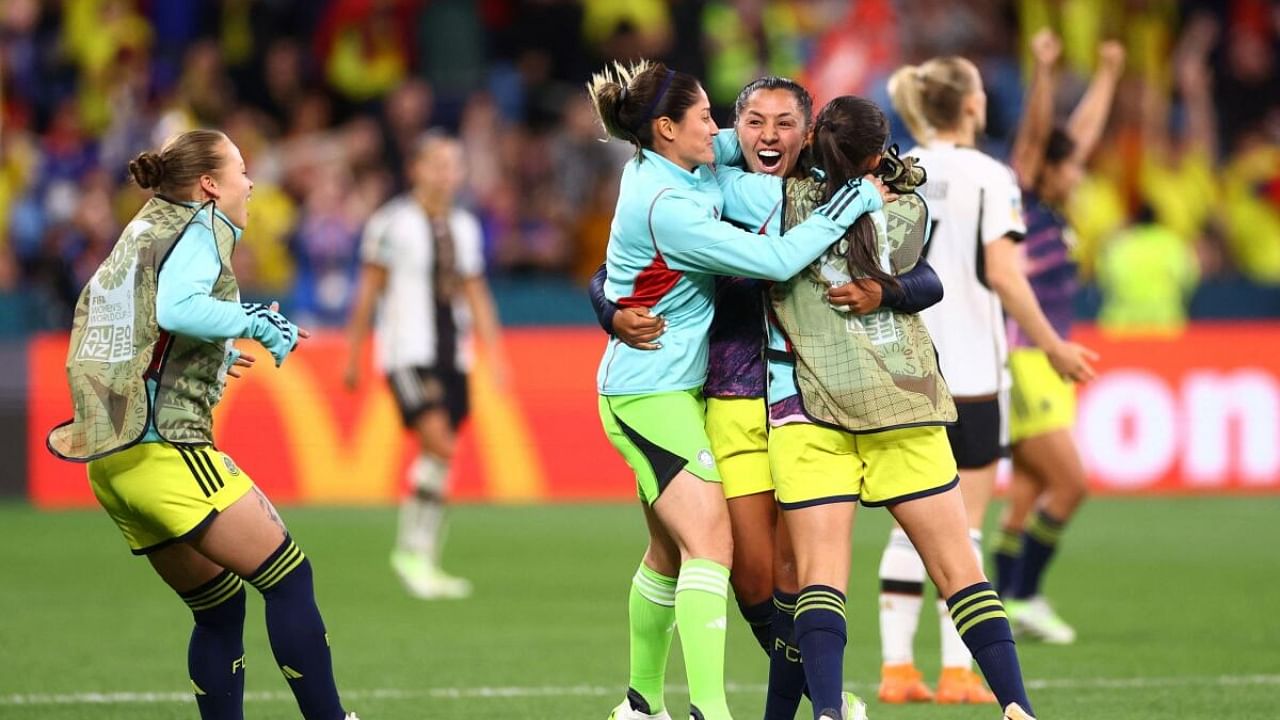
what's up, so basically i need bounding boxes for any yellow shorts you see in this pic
[705,397,773,500]
[88,442,255,555]
[769,422,958,508]
[1008,348,1077,443]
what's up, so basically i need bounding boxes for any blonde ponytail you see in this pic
[888,64,932,144]
[888,57,980,143]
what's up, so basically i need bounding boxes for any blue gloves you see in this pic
[813,176,884,227]
[241,302,300,367]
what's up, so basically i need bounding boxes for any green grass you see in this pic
[1,497,1278,719]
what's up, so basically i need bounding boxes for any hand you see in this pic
[342,360,359,391]
[613,306,666,350]
[227,351,256,379]
[243,301,308,367]
[865,174,899,206]
[1031,28,1063,67]
[1098,39,1126,76]
[1047,341,1100,383]
[827,278,883,315]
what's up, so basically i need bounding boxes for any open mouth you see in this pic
[757,149,783,172]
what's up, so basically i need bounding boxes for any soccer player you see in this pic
[709,94,1038,720]
[995,32,1124,643]
[344,131,504,600]
[590,75,945,720]
[47,129,357,720]
[587,59,887,720]
[873,54,1097,708]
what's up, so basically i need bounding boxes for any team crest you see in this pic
[222,454,241,476]
[697,449,715,469]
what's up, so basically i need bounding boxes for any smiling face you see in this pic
[656,85,718,171]
[203,138,253,228]
[735,87,807,177]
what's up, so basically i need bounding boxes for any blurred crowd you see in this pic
[0,0,1277,336]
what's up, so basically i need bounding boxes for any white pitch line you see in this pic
[3,674,1278,706]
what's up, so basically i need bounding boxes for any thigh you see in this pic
[726,490,778,604]
[148,541,228,594]
[706,396,773,500]
[857,425,958,507]
[188,486,289,578]
[652,469,732,566]
[768,422,862,509]
[782,501,856,592]
[413,405,456,459]
[958,462,998,530]
[437,368,471,431]
[89,442,255,556]
[599,391,721,506]
[1008,348,1077,445]
[888,488,985,597]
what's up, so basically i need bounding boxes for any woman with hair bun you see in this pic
[48,129,358,720]
[587,59,888,720]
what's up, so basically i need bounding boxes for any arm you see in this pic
[1174,16,1218,161]
[589,261,666,349]
[587,263,617,334]
[985,236,1096,382]
[1066,40,1125,164]
[462,274,503,362]
[342,263,387,389]
[827,255,944,314]
[713,129,744,167]
[657,178,883,281]
[155,218,300,366]
[155,222,252,340]
[881,257,943,313]
[1010,29,1062,189]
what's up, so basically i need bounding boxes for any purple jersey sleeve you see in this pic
[1008,190,1078,349]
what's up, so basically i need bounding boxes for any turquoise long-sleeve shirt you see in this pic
[142,204,246,442]
[597,148,872,395]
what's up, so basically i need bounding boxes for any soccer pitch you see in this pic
[2,497,1277,719]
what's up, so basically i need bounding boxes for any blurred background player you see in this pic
[47,129,357,720]
[876,54,1098,705]
[994,30,1124,644]
[344,131,505,600]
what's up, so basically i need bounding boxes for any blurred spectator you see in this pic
[1097,207,1200,335]
[316,0,415,110]
[701,0,808,111]
[0,0,1276,333]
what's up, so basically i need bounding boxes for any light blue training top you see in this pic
[142,203,246,442]
[596,146,876,395]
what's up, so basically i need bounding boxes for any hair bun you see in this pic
[128,152,166,189]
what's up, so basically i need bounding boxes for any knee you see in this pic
[643,542,680,578]
[246,538,312,598]
[730,556,774,605]
[182,574,247,627]
[683,531,733,569]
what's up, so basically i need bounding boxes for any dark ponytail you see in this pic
[811,96,898,288]
[587,60,703,161]
[128,129,228,197]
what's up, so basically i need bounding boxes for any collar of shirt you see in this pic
[638,148,705,188]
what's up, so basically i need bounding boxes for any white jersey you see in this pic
[909,142,1026,397]
[360,196,485,372]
